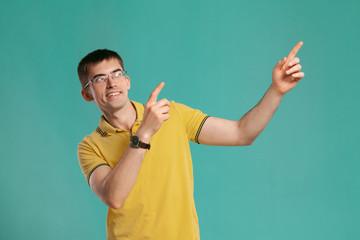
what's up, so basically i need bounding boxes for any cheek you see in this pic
[92,90,104,103]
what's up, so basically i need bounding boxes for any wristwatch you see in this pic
[130,135,151,150]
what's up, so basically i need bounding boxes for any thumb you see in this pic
[276,57,287,70]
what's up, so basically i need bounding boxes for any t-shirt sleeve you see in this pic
[78,138,110,185]
[172,101,209,144]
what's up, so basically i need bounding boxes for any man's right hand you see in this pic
[88,82,169,209]
[136,82,170,142]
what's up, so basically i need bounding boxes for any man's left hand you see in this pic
[272,41,305,95]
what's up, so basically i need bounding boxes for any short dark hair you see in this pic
[77,49,124,88]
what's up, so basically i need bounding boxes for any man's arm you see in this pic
[89,82,170,209]
[198,41,305,146]
[89,147,147,209]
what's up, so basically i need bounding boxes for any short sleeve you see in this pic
[77,139,110,185]
[172,101,209,143]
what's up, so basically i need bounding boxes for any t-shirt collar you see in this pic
[96,101,144,136]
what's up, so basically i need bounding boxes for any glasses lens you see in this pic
[94,76,106,84]
[113,71,122,78]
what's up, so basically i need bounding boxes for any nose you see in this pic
[106,75,118,88]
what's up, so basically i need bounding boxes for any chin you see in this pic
[105,100,129,111]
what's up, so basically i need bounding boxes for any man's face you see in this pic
[82,58,130,113]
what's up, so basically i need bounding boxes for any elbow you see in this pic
[106,198,124,210]
[109,203,122,210]
[101,181,125,209]
[236,137,255,146]
[234,140,252,146]
[246,137,256,146]
[102,188,124,209]
[242,140,253,146]
[246,136,258,146]
[236,122,256,146]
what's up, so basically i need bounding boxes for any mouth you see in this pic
[106,90,123,98]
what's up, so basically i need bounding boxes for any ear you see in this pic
[126,76,131,90]
[81,89,94,102]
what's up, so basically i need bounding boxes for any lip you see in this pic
[105,90,123,99]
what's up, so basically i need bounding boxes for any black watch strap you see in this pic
[130,135,151,150]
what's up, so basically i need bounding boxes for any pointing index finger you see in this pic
[287,41,303,60]
[147,82,165,104]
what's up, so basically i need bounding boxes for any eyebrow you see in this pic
[91,68,123,80]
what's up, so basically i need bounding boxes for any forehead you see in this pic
[88,58,123,78]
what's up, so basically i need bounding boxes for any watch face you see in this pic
[130,135,140,147]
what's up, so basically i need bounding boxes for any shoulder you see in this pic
[169,100,205,117]
[168,101,193,120]
[77,128,103,153]
[169,100,192,113]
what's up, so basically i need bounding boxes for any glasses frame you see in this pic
[83,70,127,89]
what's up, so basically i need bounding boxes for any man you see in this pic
[77,42,304,239]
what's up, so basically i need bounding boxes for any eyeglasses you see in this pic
[83,70,127,89]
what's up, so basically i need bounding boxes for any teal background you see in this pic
[1,0,359,239]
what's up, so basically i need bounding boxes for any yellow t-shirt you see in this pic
[78,100,209,240]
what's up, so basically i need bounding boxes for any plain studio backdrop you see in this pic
[0,0,359,239]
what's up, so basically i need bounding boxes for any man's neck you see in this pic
[102,100,137,131]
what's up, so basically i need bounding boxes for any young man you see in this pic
[77,42,304,239]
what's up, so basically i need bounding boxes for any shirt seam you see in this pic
[87,163,110,185]
[195,115,210,144]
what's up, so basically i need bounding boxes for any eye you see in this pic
[113,71,122,78]
[94,76,105,82]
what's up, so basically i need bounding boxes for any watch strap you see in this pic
[138,141,151,150]
[130,135,151,150]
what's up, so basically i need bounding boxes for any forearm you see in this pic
[97,86,169,208]
[101,131,151,209]
[238,83,284,144]
[101,145,146,209]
